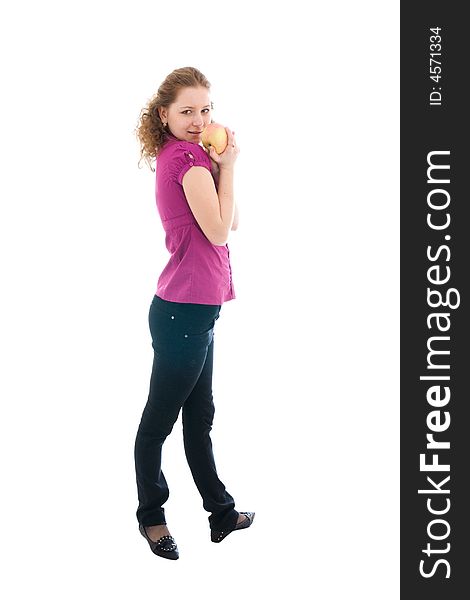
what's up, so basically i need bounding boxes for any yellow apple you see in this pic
[201,123,228,154]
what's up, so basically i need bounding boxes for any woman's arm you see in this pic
[182,129,238,245]
[206,145,239,232]
[182,166,235,246]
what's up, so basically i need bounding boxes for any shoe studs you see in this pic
[140,525,179,559]
[156,535,177,551]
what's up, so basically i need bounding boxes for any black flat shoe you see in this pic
[139,524,179,560]
[211,511,255,543]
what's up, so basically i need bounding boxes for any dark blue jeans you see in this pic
[134,294,238,532]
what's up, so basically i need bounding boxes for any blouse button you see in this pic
[189,161,194,166]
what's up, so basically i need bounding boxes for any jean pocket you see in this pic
[179,328,215,351]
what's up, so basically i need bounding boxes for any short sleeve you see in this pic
[167,142,211,185]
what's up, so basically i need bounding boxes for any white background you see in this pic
[0,1,399,598]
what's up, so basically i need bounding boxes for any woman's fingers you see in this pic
[225,127,236,147]
[206,127,238,166]
[209,145,221,163]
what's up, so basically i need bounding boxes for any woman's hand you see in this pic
[207,127,239,170]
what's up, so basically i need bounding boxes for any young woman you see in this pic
[133,66,254,560]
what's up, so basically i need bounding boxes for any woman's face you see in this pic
[161,86,212,143]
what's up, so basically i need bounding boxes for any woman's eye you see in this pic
[182,109,210,115]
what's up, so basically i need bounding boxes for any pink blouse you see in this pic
[153,133,235,305]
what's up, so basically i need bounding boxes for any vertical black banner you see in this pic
[401,3,469,598]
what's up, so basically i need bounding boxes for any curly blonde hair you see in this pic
[135,66,212,172]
